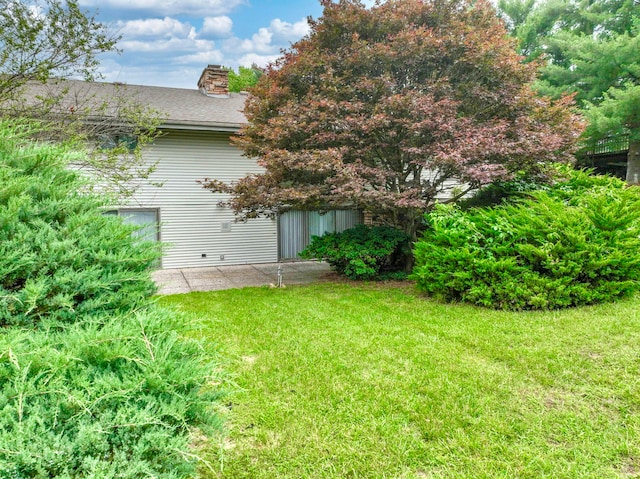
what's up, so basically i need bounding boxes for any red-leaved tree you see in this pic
[202,0,583,239]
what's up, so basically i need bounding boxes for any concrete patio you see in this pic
[152,261,333,295]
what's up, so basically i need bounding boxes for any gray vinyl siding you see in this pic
[124,129,277,269]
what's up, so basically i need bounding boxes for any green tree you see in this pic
[228,65,264,92]
[203,0,582,241]
[0,0,117,101]
[585,81,640,182]
[499,0,637,61]
[0,0,164,197]
[498,0,640,182]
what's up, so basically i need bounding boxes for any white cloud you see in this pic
[114,16,212,54]
[247,27,274,53]
[234,53,280,69]
[117,17,193,38]
[79,0,246,16]
[119,36,214,53]
[269,18,310,41]
[174,50,225,65]
[221,17,309,56]
[201,16,233,38]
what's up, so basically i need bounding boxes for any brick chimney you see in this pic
[198,65,230,97]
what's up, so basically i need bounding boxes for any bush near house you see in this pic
[0,124,159,327]
[300,224,411,280]
[413,168,640,310]
[0,121,222,478]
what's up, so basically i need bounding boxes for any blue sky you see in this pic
[78,0,333,89]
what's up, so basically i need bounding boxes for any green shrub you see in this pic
[412,169,640,310]
[0,308,222,478]
[459,176,545,209]
[300,224,411,280]
[0,121,222,477]
[460,164,623,209]
[0,122,160,327]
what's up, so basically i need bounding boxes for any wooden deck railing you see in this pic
[584,134,630,156]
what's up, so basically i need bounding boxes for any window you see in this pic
[106,209,159,242]
[97,133,138,152]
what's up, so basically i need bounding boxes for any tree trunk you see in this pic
[402,214,422,273]
[625,138,640,185]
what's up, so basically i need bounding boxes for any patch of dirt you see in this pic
[545,395,565,410]
[579,349,604,360]
[241,355,257,365]
[543,388,572,410]
[620,457,640,477]
[413,470,442,479]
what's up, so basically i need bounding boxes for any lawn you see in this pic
[161,283,640,479]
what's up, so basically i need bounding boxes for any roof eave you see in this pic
[161,120,245,132]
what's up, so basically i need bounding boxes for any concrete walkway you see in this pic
[152,261,333,295]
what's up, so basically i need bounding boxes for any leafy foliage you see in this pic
[499,0,637,62]
[228,65,263,93]
[0,122,160,327]
[498,0,640,181]
[539,19,640,177]
[0,309,221,478]
[70,86,165,199]
[0,0,117,101]
[459,174,547,209]
[0,0,164,198]
[0,121,222,477]
[413,168,640,310]
[202,0,582,239]
[584,79,640,183]
[300,225,411,280]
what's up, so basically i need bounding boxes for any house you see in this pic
[40,65,362,269]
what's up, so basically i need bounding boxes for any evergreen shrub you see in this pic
[412,169,640,310]
[300,224,411,279]
[459,176,546,209]
[0,122,160,327]
[0,309,221,478]
[0,121,222,477]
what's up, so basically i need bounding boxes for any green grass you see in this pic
[160,283,640,479]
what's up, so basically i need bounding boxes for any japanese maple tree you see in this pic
[202,0,583,238]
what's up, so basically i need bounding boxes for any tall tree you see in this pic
[544,20,640,182]
[499,0,637,61]
[498,0,640,182]
[228,65,264,93]
[0,0,116,101]
[0,0,163,197]
[203,0,582,239]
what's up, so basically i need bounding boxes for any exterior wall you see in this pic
[126,129,277,269]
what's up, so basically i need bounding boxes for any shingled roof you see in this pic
[77,81,249,131]
[19,67,248,132]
